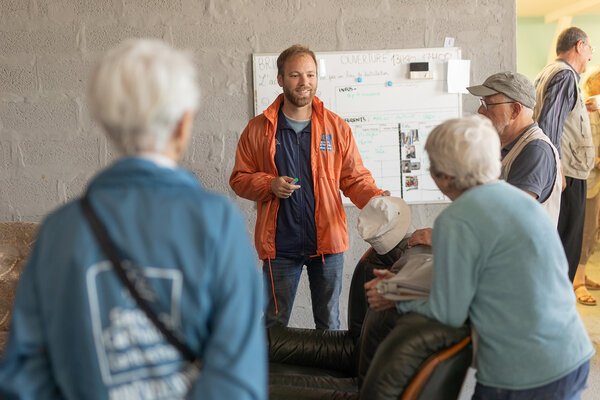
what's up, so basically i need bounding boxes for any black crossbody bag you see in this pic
[81,193,201,369]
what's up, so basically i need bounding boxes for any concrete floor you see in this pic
[457,248,600,399]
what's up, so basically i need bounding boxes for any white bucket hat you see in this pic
[357,196,411,255]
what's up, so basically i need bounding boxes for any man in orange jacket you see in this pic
[230,44,388,329]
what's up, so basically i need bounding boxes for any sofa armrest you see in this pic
[360,312,472,400]
[268,326,357,375]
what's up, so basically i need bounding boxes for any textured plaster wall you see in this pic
[0,0,516,329]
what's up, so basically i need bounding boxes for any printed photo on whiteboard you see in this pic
[401,128,420,145]
[405,145,416,159]
[405,176,419,191]
[411,161,421,170]
[402,160,412,173]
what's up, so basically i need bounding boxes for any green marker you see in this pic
[293,178,299,183]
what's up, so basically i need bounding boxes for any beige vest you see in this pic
[502,125,562,226]
[533,61,594,179]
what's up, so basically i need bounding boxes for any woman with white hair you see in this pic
[0,39,266,400]
[368,115,593,399]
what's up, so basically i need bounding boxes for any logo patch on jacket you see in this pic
[319,134,333,151]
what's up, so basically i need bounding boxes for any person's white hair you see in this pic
[425,115,501,191]
[88,38,199,154]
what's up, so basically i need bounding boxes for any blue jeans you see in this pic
[472,360,589,400]
[263,253,343,329]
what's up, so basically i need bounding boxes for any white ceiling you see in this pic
[518,0,600,21]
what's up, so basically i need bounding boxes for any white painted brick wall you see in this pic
[0,0,516,328]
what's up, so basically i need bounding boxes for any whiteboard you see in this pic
[253,48,463,204]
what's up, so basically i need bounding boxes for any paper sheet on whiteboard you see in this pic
[447,59,470,94]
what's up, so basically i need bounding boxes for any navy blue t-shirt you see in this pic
[501,124,556,203]
[274,108,317,257]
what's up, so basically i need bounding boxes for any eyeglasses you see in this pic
[479,98,515,110]
[581,40,595,54]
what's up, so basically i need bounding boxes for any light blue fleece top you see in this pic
[0,158,267,400]
[397,181,593,390]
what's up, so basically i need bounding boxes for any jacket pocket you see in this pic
[568,142,595,172]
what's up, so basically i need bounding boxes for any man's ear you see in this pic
[511,102,522,119]
[173,111,193,140]
[277,74,283,87]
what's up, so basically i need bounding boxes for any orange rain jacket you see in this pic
[230,94,383,260]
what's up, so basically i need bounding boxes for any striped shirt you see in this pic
[534,59,579,157]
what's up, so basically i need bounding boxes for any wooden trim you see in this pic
[400,335,471,400]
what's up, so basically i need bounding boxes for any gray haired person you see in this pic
[534,27,595,287]
[367,115,593,399]
[0,39,267,400]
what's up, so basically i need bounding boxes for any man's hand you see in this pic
[365,269,396,311]
[408,228,433,248]
[271,176,301,198]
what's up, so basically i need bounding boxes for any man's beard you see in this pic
[283,85,315,108]
[492,115,510,139]
[494,120,509,136]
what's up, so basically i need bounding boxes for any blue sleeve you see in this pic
[396,214,479,328]
[505,140,556,202]
[188,203,267,400]
[536,70,576,156]
[0,225,64,400]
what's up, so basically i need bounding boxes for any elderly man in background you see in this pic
[534,27,595,284]
[407,72,562,249]
[574,68,600,306]
[367,116,593,399]
[467,72,561,225]
[0,39,266,400]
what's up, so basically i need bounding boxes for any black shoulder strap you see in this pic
[81,193,199,365]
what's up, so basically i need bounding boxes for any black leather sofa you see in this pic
[268,240,472,399]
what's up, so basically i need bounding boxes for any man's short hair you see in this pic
[556,27,589,55]
[277,44,317,76]
[89,39,199,155]
[425,115,501,191]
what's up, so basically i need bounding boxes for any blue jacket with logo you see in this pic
[0,158,267,400]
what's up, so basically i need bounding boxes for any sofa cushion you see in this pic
[0,222,39,353]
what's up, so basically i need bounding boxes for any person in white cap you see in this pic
[356,195,412,256]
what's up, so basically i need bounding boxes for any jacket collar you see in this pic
[263,94,325,128]
[87,157,199,193]
[557,58,581,82]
